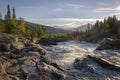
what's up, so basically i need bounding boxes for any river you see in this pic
[43,41,120,79]
[44,41,97,69]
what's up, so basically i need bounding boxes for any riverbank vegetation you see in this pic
[70,16,120,42]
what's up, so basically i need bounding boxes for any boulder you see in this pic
[0,62,6,74]
[73,58,84,70]
[38,38,57,45]
[26,72,39,80]
[38,38,69,46]
[73,58,97,73]
[0,43,10,51]
[22,43,46,55]
[0,33,72,80]
[36,62,68,80]
[0,74,11,80]
[11,42,25,54]
[96,38,120,50]
[88,55,120,72]
[50,63,65,71]
[40,57,53,64]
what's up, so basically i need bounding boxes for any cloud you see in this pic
[66,3,84,9]
[95,5,120,12]
[99,3,111,6]
[54,8,64,11]
[115,6,120,10]
[17,6,41,9]
[95,8,113,12]
[25,18,103,28]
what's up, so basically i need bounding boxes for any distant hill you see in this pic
[75,24,93,32]
[66,24,93,32]
[25,21,70,34]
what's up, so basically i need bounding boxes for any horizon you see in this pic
[0,0,120,28]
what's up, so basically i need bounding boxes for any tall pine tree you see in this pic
[6,4,11,24]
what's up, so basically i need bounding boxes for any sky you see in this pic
[0,0,120,28]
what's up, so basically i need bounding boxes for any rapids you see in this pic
[44,41,97,69]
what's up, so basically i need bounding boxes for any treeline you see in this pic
[0,5,46,38]
[0,5,67,39]
[70,16,120,40]
[69,23,92,40]
[43,33,68,38]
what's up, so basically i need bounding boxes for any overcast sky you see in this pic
[0,0,120,28]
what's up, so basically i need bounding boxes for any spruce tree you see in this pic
[6,4,11,24]
[11,7,18,34]
[12,7,16,20]
[5,4,12,33]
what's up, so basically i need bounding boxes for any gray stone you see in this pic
[0,43,10,51]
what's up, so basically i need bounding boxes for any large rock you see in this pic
[96,38,120,50]
[0,43,10,51]
[0,33,72,80]
[0,52,19,73]
[73,58,97,73]
[38,38,69,46]
[88,54,120,72]
[38,38,57,45]
[11,42,25,54]
[19,51,41,66]
[0,33,46,80]
[36,62,68,80]
[22,43,46,55]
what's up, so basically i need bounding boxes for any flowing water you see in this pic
[44,41,120,79]
[44,41,97,69]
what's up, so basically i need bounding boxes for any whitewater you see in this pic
[44,41,97,69]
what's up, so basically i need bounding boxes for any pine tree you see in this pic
[103,19,109,33]
[12,7,16,20]
[6,4,11,24]
[12,7,17,25]
[86,23,91,37]
[11,7,18,34]
[5,5,12,33]
[107,16,117,33]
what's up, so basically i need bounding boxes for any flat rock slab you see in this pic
[89,50,120,71]
[96,38,120,50]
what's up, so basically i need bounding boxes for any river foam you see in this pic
[44,41,97,69]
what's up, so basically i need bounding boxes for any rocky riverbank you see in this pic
[73,38,120,79]
[0,33,74,80]
[1,33,120,80]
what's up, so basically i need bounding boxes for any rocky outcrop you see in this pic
[96,38,120,50]
[73,54,120,79]
[79,54,120,73]
[38,38,57,45]
[73,57,97,74]
[36,62,67,80]
[0,33,70,80]
[37,38,69,45]
[88,55,120,72]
